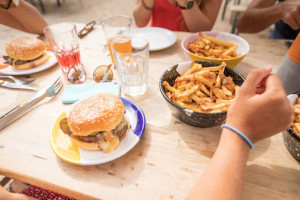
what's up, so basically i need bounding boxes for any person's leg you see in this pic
[0,185,36,200]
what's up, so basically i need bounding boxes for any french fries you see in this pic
[163,62,239,113]
[291,97,300,137]
[188,32,238,59]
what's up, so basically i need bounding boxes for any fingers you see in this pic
[263,74,286,94]
[239,66,272,96]
[282,4,300,30]
[285,15,300,30]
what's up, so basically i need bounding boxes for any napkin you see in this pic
[61,82,121,104]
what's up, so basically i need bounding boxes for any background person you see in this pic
[237,0,300,39]
[186,67,294,200]
[0,0,48,35]
[133,0,222,32]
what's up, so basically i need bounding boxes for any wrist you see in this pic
[225,118,255,143]
[177,0,195,10]
[220,128,251,154]
[221,124,254,150]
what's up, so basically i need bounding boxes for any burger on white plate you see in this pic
[4,36,49,70]
[59,93,130,153]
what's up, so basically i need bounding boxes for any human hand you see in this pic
[281,0,300,30]
[225,67,294,143]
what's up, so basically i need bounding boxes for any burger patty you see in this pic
[3,54,44,65]
[59,117,129,143]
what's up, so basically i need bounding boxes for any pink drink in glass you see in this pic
[44,23,86,84]
[55,47,81,73]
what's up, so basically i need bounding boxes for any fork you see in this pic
[0,77,63,130]
[0,75,35,85]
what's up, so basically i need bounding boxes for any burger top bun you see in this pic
[6,36,46,60]
[68,93,125,136]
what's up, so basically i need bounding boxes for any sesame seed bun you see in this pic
[68,93,125,136]
[6,36,46,60]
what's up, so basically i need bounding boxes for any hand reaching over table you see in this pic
[186,67,294,200]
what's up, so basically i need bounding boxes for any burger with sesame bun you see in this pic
[5,36,49,70]
[59,93,130,153]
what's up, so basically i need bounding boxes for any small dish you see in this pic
[159,61,245,127]
[50,97,146,165]
[283,92,300,162]
[130,27,177,51]
[181,31,249,68]
[0,51,57,75]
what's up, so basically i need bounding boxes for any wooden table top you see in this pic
[0,24,299,200]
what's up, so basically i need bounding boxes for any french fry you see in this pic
[163,62,239,113]
[200,62,225,72]
[195,90,207,98]
[199,83,210,96]
[222,44,238,56]
[200,102,228,111]
[199,32,236,48]
[294,114,300,123]
[176,85,199,99]
[293,123,300,137]
[184,63,202,75]
[188,32,239,60]
[221,85,233,96]
[294,106,300,115]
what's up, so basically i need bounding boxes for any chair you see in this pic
[228,0,250,34]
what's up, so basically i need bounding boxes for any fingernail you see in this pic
[263,65,273,72]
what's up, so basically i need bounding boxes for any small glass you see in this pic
[44,23,86,84]
[112,36,149,96]
[101,15,132,64]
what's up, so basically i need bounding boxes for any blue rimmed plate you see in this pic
[50,97,146,165]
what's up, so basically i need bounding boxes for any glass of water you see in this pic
[111,36,149,96]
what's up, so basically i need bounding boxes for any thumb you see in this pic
[240,66,272,96]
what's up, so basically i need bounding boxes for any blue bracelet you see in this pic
[221,124,254,150]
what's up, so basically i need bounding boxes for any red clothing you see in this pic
[22,185,76,200]
[151,0,187,31]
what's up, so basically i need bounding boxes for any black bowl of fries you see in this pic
[283,92,300,162]
[182,31,249,69]
[159,61,245,128]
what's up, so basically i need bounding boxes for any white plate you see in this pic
[130,27,177,51]
[0,51,57,75]
[50,97,146,165]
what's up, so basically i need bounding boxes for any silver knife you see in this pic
[0,79,37,91]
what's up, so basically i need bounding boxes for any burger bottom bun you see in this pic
[12,53,49,70]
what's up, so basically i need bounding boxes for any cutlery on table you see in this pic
[0,75,35,85]
[0,77,63,130]
[0,79,37,90]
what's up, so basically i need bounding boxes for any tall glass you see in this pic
[101,15,132,64]
[112,36,149,96]
[44,23,86,84]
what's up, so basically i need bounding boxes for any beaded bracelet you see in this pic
[141,0,156,11]
[221,124,254,150]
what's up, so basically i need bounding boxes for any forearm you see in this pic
[237,3,282,33]
[133,0,153,27]
[181,7,214,32]
[186,129,250,200]
[180,0,222,32]
[0,0,47,35]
